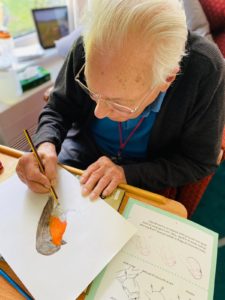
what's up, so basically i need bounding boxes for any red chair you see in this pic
[162,177,213,218]
[199,0,225,58]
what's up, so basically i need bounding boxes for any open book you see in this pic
[85,198,218,300]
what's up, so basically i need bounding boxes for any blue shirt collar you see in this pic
[141,92,166,117]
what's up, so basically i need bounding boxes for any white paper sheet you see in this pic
[0,168,136,300]
[86,199,218,300]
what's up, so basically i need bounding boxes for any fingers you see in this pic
[82,171,111,199]
[16,153,51,192]
[16,142,58,194]
[41,153,58,186]
[26,180,50,194]
[80,161,100,185]
[90,176,119,200]
[38,142,58,185]
[101,179,119,198]
[80,156,126,200]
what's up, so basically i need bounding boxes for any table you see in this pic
[0,145,187,299]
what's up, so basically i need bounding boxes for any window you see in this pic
[1,0,67,38]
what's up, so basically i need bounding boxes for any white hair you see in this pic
[82,0,188,87]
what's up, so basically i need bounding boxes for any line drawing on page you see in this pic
[116,265,142,300]
[145,284,166,300]
[159,245,177,267]
[185,257,202,280]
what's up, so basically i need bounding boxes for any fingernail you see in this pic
[81,187,89,195]
[100,193,106,199]
[90,192,97,201]
[80,176,85,183]
[44,184,50,189]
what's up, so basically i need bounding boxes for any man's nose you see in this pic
[94,99,111,119]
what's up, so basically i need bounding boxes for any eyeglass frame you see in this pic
[74,63,155,115]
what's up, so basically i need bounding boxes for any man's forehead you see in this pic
[86,47,151,89]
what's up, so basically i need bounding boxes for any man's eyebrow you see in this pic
[83,69,134,104]
[107,96,131,102]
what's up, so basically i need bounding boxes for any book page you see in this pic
[86,198,218,300]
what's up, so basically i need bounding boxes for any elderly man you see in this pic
[16,0,225,207]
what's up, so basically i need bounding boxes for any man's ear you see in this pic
[159,67,180,92]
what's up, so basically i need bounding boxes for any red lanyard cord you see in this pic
[118,117,145,157]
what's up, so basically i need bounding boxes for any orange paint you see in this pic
[49,216,67,246]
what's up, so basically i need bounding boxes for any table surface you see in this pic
[0,145,187,299]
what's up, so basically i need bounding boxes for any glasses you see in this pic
[75,64,154,115]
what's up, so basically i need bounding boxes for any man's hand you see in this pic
[16,142,58,193]
[80,156,127,200]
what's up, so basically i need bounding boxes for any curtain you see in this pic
[67,0,87,31]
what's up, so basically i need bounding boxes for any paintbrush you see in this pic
[23,129,58,204]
